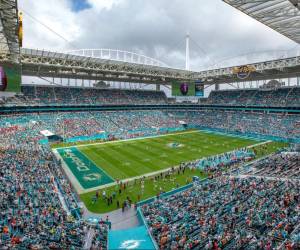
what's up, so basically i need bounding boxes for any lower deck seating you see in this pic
[245,152,300,180]
[142,176,300,249]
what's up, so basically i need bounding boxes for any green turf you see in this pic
[80,140,287,213]
[57,147,114,189]
[80,168,207,213]
[78,130,258,180]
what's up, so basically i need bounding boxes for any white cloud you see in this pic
[19,0,80,51]
[18,0,299,70]
[87,0,124,11]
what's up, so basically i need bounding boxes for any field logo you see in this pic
[180,82,189,95]
[83,173,101,181]
[119,240,146,249]
[0,67,8,91]
[167,142,184,148]
[232,65,256,80]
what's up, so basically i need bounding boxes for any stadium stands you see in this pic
[141,176,300,249]
[2,85,300,108]
[1,86,300,249]
[182,110,300,140]
[1,109,300,142]
[16,85,167,106]
[242,152,300,180]
[206,87,300,107]
[0,121,108,249]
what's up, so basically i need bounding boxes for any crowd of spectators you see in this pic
[1,109,300,143]
[0,119,108,248]
[5,85,167,106]
[206,87,300,107]
[1,102,300,248]
[142,176,300,249]
[243,152,300,180]
[2,84,300,108]
[178,110,300,140]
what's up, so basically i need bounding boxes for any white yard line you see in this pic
[55,130,199,150]
[76,141,274,195]
[247,140,272,148]
[79,149,115,182]
[79,164,184,194]
[55,129,264,150]
[53,130,272,195]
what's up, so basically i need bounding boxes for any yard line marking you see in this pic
[55,130,200,149]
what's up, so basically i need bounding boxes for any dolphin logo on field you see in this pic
[119,240,145,249]
[83,173,101,181]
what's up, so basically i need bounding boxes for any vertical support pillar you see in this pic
[185,33,190,71]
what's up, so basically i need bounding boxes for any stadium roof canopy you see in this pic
[223,0,300,44]
[0,0,19,62]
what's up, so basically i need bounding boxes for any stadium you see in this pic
[0,0,300,249]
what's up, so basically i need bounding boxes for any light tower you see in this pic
[185,33,190,71]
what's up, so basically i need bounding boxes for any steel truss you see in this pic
[19,48,300,84]
[195,56,300,84]
[0,0,19,62]
[20,48,195,84]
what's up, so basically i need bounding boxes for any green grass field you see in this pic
[55,130,287,213]
[78,130,258,180]
[79,139,287,213]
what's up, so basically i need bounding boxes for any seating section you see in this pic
[206,87,300,107]
[2,85,300,107]
[179,110,300,140]
[0,108,300,248]
[1,110,300,142]
[0,119,108,249]
[243,152,300,180]
[142,176,300,249]
[15,85,167,106]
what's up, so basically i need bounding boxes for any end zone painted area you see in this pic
[55,147,114,193]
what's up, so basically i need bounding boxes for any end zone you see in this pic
[54,147,115,194]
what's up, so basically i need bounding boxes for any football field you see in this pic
[55,130,260,193]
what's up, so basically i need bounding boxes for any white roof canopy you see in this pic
[223,0,300,44]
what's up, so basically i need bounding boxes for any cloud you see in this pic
[19,0,299,71]
[87,0,124,11]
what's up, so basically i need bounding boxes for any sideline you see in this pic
[61,139,271,195]
[54,130,198,150]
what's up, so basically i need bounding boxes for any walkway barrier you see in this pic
[136,208,158,250]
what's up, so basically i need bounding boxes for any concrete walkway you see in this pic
[81,202,140,230]
[83,228,95,250]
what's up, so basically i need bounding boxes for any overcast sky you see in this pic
[19,0,300,71]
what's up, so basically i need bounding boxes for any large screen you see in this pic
[0,65,21,92]
[195,84,204,97]
[172,81,195,96]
